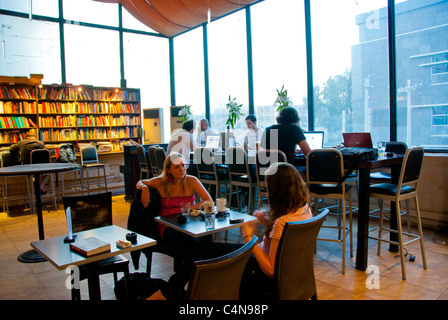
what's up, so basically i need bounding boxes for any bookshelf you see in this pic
[0,83,142,152]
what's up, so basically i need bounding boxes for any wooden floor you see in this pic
[0,194,447,300]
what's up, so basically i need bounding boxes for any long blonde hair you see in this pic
[161,152,188,200]
[264,162,310,236]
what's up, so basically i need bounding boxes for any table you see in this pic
[0,163,80,262]
[155,210,257,238]
[31,225,157,300]
[355,154,404,271]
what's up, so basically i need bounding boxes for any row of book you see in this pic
[78,128,109,140]
[77,89,109,101]
[110,90,138,101]
[0,131,27,144]
[111,115,141,126]
[38,102,77,114]
[77,115,110,127]
[37,102,139,114]
[0,87,36,99]
[78,102,109,114]
[40,129,77,141]
[39,115,77,128]
[110,103,140,113]
[39,87,76,100]
[0,101,37,113]
[111,127,141,138]
[0,116,32,129]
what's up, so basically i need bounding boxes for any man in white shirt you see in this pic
[167,120,196,160]
[196,118,218,147]
[243,115,263,153]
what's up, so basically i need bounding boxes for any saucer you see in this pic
[217,207,229,213]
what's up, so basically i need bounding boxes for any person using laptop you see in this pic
[243,114,263,154]
[167,120,196,160]
[261,107,311,165]
[196,118,218,147]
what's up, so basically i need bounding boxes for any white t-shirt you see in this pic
[167,129,195,159]
[197,127,218,146]
[244,128,263,150]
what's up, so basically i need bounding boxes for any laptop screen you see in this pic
[205,135,220,149]
[299,131,324,151]
[342,132,373,148]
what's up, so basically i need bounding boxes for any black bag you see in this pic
[338,147,378,184]
[114,272,167,300]
[57,144,77,163]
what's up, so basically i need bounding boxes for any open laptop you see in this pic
[205,135,220,150]
[297,131,324,153]
[342,132,373,148]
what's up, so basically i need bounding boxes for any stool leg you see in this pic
[395,201,406,280]
[378,200,384,256]
[103,167,107,192]
[414,196,427,269]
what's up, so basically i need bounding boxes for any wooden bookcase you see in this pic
[0,83,142,152]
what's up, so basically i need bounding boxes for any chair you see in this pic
[147,146,160,176]
[136,145,150,179]
[368,147,427,280]
[306,148,353,274]
[370,141,410,231]
[186,236,258,300]
[226,147,257,214]
[80,146,108,195]
[153,146,167,173]
[58,143,82,196]
[62,192,130,300]
[195,147,229,201]
[0,151,33,215]
[255,149,287,209]
[241,210,328,300]
[30,149,57,211]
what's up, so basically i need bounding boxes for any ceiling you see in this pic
[95,0,261,37]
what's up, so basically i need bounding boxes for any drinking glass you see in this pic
[180,202,191,217]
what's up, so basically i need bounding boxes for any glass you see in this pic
[377,141,386,157]
[395,0,448,150]
[204,212,215,230]
[311,0,388,147]
[180,202,190,217]
[63,0,118,27]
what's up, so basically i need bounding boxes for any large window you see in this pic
[251,0,307,132]
[311,0,388,147]
[63,0,118,27]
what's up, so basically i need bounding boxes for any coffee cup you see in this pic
[200,201,215,214]
[216,198,226,212]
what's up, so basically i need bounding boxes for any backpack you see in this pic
[57,144,77,163]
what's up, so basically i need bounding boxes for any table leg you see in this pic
[87,262,101,300]
[388,163,402,252]
[355,168,370,271]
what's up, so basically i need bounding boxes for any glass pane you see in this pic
[63,0,118,27]
[395,0,448,150]
[251,0,307,134]
[122,6,158,34]
[124,32,171,142]
[0,15,61,83]
[208,10,249,145]
[0,0,59,17]
[64,24,120,86]
[312,0,388,147]
[173,27,205,130]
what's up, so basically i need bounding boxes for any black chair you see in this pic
[241,210,328,300]
[0,151,33,215]
[226,146,257,214]
[62,192,130,300]
[154,146,167,173]
[307,149,353,274]
[80,146,108,195]
[30,149,57,211]
[147,146,160,176]
[136,145,150,179]
[368,147,427,280]
[186,236,257,300]
[255,149,287,209]
[194,147,229,201]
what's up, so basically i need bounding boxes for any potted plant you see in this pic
[274,85,292,111]
[225,95,244,130]
[178,104,192,125]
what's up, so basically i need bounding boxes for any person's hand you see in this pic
[141,186,150,208]
[253,210,269,226]
[240,219,259,242]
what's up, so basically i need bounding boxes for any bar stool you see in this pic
[0,151,33,215]
[30,149,57,211]
[80,146,108,195]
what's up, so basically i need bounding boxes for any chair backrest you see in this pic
[386,141,407,154]
[1,151,20,167]
[30,149,51,164]
[195,147,217,177]
[186,236,258,300]
[306,149,344,185]
[399,147,424,186]
[255,149,287,183]
[62,192,112,232]
[154,147,166,171]
[136,145,148,169]
[274,210,328,300]
[80,146,99,165]
[226,146,253,182]
[147,146,158,172]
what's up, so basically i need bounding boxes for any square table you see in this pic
[31,225,157,300]
[155,210,257,238]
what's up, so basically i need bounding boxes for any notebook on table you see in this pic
[342,132,373,148]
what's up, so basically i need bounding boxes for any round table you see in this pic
[0,163,81,263]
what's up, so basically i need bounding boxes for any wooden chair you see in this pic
[62,192,130,300]
[368,147,427,280]
[186,236,258,300]
[307,148,353,274]
[80,146,108,195]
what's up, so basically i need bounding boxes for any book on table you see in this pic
[69,237,111,257]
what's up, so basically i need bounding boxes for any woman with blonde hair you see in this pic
[240,162,312,295]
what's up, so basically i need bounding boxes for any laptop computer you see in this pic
[342,132,373,148]
[303,131,324,150]
[205,135,220,150]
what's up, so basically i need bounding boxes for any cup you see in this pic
[377,141,386,157]
[204,212,215,230]
[200,200,214,214]
[216,198,226,212]
[180,202,191,217]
